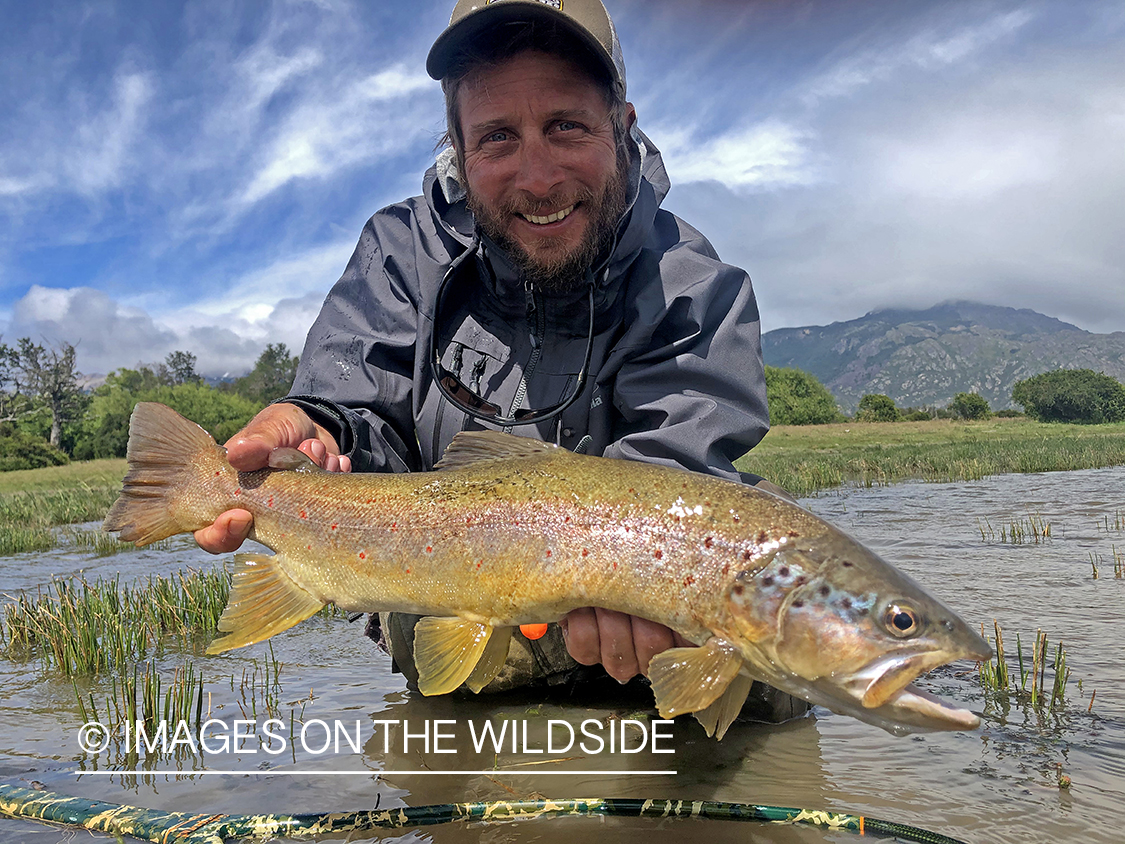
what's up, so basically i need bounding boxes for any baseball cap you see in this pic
[427,0,626,92]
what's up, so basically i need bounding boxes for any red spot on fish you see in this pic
[721,562,730,575]
[391,522,397,531]
[704,537,714,549]
[330,523,337,531]
[564,516,571,523]
[267,496,274,508]
[299,510,307,519]
[214,470,221,477]
[425,546,433,553]
[613,561,618,570]
[654,549,663,559]
[359,552,366,560]
[476,561,482,569]
[546,549,552,558]
[683,574,695,587]
[405,567,411,574]
[234,488,241,496]
[582,548,589,557]
[628,488,635,494]
[307,544,312,550]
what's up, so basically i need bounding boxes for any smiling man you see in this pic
[194,0,805,723]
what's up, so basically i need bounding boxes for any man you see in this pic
[197,0,805,721]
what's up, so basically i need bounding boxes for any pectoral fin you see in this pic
[647,637,743,719]
[692,672,753,740]
[206,553,325,654]
[414,617,496,696]
[466,626,514,693]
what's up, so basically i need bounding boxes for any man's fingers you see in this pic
[224,404,318,471]
[193,509,253,555]
[595,607,641,683]
[297,439,352,473]
[629,615,677,676]
[561,607,600,666]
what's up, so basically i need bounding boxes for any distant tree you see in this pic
[763,366,843,425]
[0,338,88,449]
[949,392,991,420]
[162,350,202,385]
[228,343,299,404]
[1012,369,1125,424]
[856,393,901,422]
[73,377,262,460]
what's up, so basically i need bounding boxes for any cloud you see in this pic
[653,120,819,190]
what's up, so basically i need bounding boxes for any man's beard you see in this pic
[467,158,628,294]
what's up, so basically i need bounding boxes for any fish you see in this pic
[104,402,992,739]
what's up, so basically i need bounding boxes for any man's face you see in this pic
[458,50,629,292]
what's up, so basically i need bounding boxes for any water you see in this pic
[1,467,1122,843]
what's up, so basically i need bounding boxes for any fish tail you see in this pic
[102,402,229,545]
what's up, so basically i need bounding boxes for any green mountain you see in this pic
[761,301,1125,413]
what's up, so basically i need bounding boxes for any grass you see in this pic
[737,417,1125,496]
[977,513,1052,544]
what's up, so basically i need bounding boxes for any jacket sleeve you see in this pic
[601,218,769,485]
[285,212,424,474]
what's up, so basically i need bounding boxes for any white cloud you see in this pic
[239,66,435,206]
[655,120,818,190]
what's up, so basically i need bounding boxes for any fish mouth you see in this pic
[844,650,982,731]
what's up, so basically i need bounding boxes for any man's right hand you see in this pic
[193,403,352,554]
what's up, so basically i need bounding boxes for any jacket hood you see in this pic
[422,125,669,302]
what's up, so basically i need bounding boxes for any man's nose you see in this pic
[512,135,564,197]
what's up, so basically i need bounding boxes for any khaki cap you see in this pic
[427,0,626,91]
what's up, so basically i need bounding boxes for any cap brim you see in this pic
[427,1,615,83]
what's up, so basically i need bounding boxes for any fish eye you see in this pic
[883,604,919,638]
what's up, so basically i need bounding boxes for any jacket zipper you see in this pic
[505,280,546,433]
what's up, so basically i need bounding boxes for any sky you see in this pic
[1,0,1123,378]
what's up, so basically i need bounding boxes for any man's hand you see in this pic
[559,607,693,683]
[193,403,352,554]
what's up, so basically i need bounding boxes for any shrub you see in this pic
[0,426,70,471]
[763,366,844,425]
[949,392,991,420]
[1011,369,1125,424]
[856,394,901,422]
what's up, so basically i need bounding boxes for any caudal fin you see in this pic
[102,402,226,545]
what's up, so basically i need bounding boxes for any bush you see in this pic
[856,394,901,422]
[763,366,844,425]
[949,392,991,420]
[0,426,70,471]
[994,408,1023,418]
[1011,369,1125,424]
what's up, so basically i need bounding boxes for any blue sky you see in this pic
[2,0,1123,378]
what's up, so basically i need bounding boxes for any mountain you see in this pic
[761,301,1125,413]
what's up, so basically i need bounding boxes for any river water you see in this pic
[1,466,1122,843]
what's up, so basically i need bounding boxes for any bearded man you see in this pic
[195,0,806,723]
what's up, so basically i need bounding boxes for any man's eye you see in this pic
[483,131,510,143]
[556,121,581,132]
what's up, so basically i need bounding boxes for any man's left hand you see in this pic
[559,608,693,683]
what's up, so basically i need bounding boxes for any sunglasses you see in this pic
[429,242,595,427]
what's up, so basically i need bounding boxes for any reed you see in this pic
[977,513,1051,544]
[976,620,1073,714]
[1,569,230,673]
[1098,509,1124,532]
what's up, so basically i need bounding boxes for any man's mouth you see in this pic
[519,204,576,226]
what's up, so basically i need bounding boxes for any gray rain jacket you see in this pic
[286,128,770,480]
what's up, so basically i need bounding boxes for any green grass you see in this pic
[737,417,1125,496]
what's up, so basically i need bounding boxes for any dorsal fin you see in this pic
[435,430,561,471]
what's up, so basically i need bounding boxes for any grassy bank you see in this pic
[735,417,1125,497]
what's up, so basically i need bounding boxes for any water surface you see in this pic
[1,467,1122,843]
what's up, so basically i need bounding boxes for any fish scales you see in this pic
[104,403,991,739]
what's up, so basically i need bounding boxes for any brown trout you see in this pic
[104,402,990,739]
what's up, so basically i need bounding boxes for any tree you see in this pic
[763,366,843,425]
[228,343,299,404]
[949,392,991,420]
[1012,369,1125,424]
[162,350,202,385]
[856,393,901,422]
[0,338,88,449]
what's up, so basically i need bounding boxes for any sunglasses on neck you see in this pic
[428,241,596,427]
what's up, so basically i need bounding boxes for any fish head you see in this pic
[725,530,992,735]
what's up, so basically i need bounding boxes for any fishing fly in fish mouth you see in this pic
[106,403,991,741]
[140,0,992,737]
